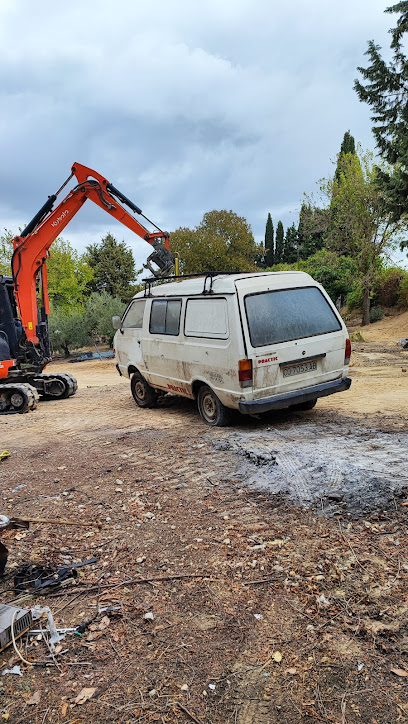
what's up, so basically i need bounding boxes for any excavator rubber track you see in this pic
[0,384,39,414]
[37,372,78,400]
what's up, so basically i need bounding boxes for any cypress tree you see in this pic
[335,131,356,182]
[275,221,284,264]
[283,223,298,263]
[264,213,274,267]
[340,130,355,155]
[298,204,328,260]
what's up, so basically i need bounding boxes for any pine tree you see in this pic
[354,2,408,237]
[283,223,298,263]
[264,213,274,267]
[275,221,284,264]
[335,131,356,182]
[86,232,135,302]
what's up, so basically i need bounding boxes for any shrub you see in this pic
[346,284,363,310]
[269,249,358,303]
[83,292,125,346]
[399,275,408,308]
[369,306,385,323]
[373,267,407,307]
[350,331,365,342]
[49,305,89,357]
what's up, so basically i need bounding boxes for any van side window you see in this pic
[122,299,146,329]
[150,299,182,335]
[185,298,229,339]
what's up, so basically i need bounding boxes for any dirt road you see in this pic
[0,318,407,723]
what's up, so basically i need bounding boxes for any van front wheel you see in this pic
[131,372,158,409]
[197,385,232,427]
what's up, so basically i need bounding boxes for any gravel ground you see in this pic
[0,325,407,724]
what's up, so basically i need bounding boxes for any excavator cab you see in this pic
[0,275,22,365]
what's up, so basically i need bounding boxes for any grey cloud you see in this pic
[0,0,395,263]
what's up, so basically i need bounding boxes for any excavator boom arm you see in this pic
[11,163,173,345]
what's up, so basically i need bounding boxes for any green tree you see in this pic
[335,131,356,182]
[84,292,125,346]
[283,223,298,263]
[264,213,274,267]
[86,233,136,302]
[171,210,260,274]
[266,249,359,303]
[49,305,89,357]
[301,250,358,303]
[274,221,285,264]
[47,238,93,308]
[0,230,13,275]
[323,149,406,324]
[298,204,329,259]
[354,2,408,241]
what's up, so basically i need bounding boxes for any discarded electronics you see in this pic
[0,604,32,652]
[14,557,97,592]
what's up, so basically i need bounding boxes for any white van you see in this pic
[113,272,351,426]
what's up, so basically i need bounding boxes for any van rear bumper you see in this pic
[238,377,352,415]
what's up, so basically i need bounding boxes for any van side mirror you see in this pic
[112,316,122,330]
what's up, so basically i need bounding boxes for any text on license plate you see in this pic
[282,360,317,378]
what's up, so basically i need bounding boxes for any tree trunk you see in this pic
[361,285,370,326]
[62,344,70,358]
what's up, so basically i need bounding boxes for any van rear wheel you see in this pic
[131,372,158,409]
[197,385,232,427]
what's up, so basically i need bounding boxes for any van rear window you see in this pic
[245,287,342,347]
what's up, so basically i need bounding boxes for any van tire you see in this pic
[197,385,232,427]
[291,398,317,411]
[131,372,158,409]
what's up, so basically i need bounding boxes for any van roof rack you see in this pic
[142,271,245,296]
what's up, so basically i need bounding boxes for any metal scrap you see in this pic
[14,557,98,592]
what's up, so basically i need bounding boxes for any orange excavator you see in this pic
[0,162,174,413]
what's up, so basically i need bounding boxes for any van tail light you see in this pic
[238,358,252,382]
[345,338,351,365]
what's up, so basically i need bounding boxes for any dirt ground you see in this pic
[0,313,408,724]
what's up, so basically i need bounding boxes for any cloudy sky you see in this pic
[1,0,404,268]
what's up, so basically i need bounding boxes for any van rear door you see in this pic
[241,286,346,400]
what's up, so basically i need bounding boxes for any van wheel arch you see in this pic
[130,371,158,408]
[197,384,232,427]
[192,380,204,399]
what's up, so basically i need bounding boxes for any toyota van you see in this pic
[113,272,351,426]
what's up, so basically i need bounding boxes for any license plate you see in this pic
[282,360,317,378]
